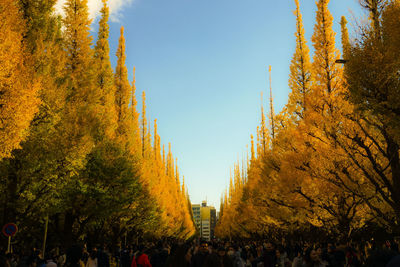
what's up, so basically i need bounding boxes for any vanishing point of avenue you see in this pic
[1,0,400,266]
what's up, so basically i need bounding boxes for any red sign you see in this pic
[2,223,18,237]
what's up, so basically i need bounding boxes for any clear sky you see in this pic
[62,0,365,210]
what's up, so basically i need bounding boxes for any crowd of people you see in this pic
[1,238,400,267]
[166,239,400,267]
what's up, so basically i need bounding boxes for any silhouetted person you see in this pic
[66,245,83,267]
[166,243,191,267]
[191,242,209,267]
[263,242,276,267]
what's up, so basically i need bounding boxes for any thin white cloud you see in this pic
[55,0,135,22]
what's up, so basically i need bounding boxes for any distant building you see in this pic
[192,201,216,241]
[210,207,216,238]
[192,204,201,230]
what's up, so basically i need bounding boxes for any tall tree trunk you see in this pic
[63,211,75,247]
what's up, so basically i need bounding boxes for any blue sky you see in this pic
[86,0,365,210]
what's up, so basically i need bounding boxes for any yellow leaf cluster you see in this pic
[0,0,40,159]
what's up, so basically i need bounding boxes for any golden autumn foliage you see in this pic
[0,0,68,227]
[0,0,40,159]
[4,0,399,246]
[287,0,312,121]
[217,0,400,240]
[341,0,400,230]
[340,16,350,59]
[61,0,100,171]
[130,68,142,156]
[0,0,194,246]
[138,114,195,239]
[109,22,194,239]
[114,26,136,154]
[95,0,117,140]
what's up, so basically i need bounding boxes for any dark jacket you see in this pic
[191,251,208,267]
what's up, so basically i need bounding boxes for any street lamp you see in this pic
[335,59,348,64]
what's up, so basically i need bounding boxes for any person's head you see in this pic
[217,247,226,257]
[227,246,235,257]
[310,249,319,262]
[199,242,208,253]
[275,249,281,258]
[264,242,275,252]
[304,247,314,263]
[327,243,335,253]
[45,251,55,262]
[137,245,145,253]
[89,249,97,260]
[276,246,285,258]
[166,244,192,267]
[316,246,322,257]
[208,243,215,253]
[303,244,310,254]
